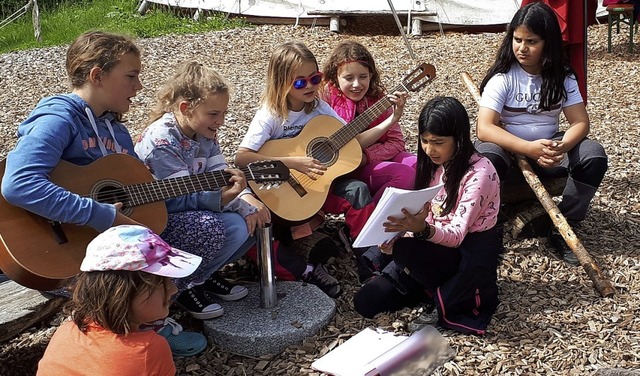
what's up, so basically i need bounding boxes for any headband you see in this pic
[337,59,369,68]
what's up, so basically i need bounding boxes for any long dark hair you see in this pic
[414,96,475,216]
[479,2,575,111]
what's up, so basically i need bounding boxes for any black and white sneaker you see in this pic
[176,285,224,320]
[408,302,439,333]
[203,272,248,301]
[305,264,341,298]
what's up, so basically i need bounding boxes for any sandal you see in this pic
[153,317,208,357]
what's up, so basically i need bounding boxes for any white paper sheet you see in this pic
[310,328,408,376]
[352,184,443,248]
[311,326,455,376]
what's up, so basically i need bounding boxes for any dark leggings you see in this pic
[353,274,425,318]
[475,135,607,222]
[353,238,461,318]
[394,237,461,288]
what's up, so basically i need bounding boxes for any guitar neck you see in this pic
[330,83,408,150]
[124,168,245,207]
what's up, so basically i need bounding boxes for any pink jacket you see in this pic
[428,153,500,248]
[322,84,408,163]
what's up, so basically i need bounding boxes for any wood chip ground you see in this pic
[1,16,639,375]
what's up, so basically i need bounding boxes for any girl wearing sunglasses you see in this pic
[236,42,386,295]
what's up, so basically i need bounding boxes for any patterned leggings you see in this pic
[161,210,225,292]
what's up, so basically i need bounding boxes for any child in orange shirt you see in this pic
[37,225,207,375]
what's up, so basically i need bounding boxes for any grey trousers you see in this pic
[475,133,608,222]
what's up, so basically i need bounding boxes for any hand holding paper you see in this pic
[352,184,443,248]
[382,202,431,234]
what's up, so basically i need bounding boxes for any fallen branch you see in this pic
[461,72,615,298]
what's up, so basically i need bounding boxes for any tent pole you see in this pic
[386,0,416,60]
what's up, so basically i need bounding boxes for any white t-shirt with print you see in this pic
[479,63,583,141]
[239,100,345,151]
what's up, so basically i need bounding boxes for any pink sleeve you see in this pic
[430,159,500,247]
[363,122,407,162]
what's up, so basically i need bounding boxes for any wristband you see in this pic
[415,224,434,241]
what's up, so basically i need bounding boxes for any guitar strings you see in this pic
[79,165,266,205]
[328,86,401,152]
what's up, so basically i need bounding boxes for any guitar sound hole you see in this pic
[308,138,338,165]
[93,183,132,215]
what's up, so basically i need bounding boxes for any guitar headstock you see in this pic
[402,63,436,92]
[246,160,290,187]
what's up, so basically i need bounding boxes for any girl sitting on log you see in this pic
[474,2,608,265]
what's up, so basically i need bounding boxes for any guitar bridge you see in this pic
[48,221,69,244]
[287,176,307,197]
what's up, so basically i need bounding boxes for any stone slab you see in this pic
[0,280,64,343]
[202,280,335,357]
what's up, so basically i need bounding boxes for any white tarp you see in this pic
[415,0,521,25]
[145,0,608,26]
[146,0,326,19]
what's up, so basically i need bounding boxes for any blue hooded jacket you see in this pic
[1,93,136,232]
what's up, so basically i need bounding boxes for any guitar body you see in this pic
[248,63,436,222]
[249,115,362,221]
[0,154,288,290]
[0,154,167,290]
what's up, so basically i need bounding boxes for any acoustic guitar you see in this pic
[249,63,436,221]
[0,153,289,290]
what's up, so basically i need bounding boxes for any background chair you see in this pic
[606,1,638,52]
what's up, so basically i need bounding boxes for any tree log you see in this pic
[461,72,615,298]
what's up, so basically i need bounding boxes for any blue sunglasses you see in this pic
[292,72,323,90]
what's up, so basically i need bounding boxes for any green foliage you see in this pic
[0,0,247,53]
[1,0,90,19]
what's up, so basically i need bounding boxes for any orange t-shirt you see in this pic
[37,321,176,376]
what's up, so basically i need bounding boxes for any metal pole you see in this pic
[256,223,277,308]
[387,0,416,60]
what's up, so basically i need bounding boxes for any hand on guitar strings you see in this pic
[288,156,327,180]
[221,168,248,206]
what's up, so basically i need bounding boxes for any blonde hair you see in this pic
[66,30,140,89]
[67,271,166,335]
[261,42,319,119]
[148,60,229,124]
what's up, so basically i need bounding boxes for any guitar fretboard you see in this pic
[329,83,409,151]
[95,167,251,207]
